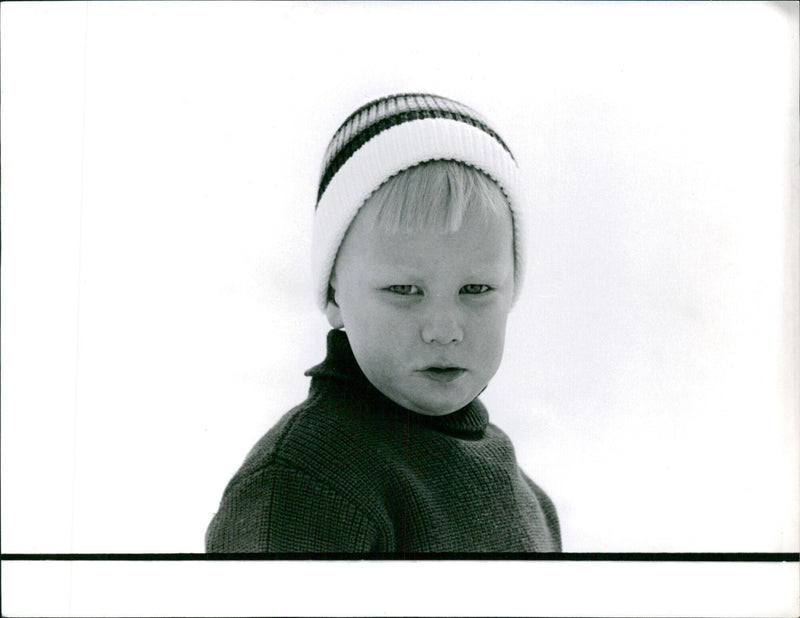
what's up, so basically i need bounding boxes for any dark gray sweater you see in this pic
[206,329,561,554]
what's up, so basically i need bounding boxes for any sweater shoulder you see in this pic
[233,387,386,485]
[205,457,382,552]
[231,399,310,482]
[219,386,393,529]
[206,389,396,552]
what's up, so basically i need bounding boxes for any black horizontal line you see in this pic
[1,552,797,562]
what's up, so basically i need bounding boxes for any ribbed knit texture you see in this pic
[206,330,561,554]
[312,93,527,311]
[317,93,513,201]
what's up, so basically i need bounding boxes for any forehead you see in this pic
[337,198,514,274]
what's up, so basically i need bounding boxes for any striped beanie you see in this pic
[312,92,525,311]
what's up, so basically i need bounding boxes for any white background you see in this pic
[2,0,797,565]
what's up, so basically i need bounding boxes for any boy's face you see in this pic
[327,199,515,417]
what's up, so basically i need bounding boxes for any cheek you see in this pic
[345,306,413,363]
[472,309,510,358]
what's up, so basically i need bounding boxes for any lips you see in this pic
[418,367,467,383]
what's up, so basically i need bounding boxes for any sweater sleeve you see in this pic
[205,462,380,553]
[521,472,563,551]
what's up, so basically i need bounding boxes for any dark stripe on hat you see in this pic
[317,107,515,204]
[325,93,469,157]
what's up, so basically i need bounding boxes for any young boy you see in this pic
[206,93,561,553]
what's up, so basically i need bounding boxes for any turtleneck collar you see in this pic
[305,329,489,436]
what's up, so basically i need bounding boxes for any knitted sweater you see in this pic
[205,330,561,554]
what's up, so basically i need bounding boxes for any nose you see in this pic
[421,303,463,345]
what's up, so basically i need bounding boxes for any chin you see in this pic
[408,398,468,417]
[413,407,458,417]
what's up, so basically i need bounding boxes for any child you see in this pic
[206,93,561,553]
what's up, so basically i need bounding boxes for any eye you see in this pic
[460,284,492,295]
[386,284,422,296]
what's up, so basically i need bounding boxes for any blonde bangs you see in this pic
[366,161,510,234]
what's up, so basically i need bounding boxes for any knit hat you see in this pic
[312,92,525,311]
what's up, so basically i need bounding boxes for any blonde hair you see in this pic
[366,160,511,234]
[326,161,514,304]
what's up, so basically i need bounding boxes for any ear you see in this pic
[325,300,344,329]
[324,276,344,329]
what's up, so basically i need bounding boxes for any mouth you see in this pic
[417,367,467,383]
